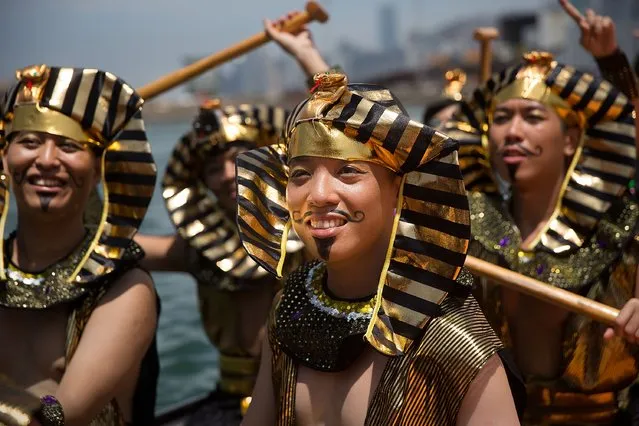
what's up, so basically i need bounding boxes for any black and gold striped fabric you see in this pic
[162,101,296,279]
[236,73,471,356]
[446,51,636,254]
[0,64,156,284]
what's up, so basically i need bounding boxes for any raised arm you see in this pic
[135,233,190,272]
[456,353,521,426]
[54,268,157,426]
[264,12,331,79]
[559,0,638,99]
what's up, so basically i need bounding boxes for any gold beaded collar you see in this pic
[305,262,375,320]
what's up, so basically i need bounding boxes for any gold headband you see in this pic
[221,121,261,145]
[288,121,399,172]
[490,53,584,128]
[5,104,101,146]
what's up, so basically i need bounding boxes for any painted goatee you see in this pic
[292,209,366,260]
[38,194,54,212]
[314,237,335,260]
[503,143,543,180]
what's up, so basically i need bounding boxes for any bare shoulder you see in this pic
[82,267,157,351]
[456,353,520,425]
[98,267,156,310]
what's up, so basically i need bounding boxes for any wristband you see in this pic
[37,395,64,426]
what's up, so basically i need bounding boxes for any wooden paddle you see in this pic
[138,1,329,100]
[464,255,619,326]
[473,27,499,82]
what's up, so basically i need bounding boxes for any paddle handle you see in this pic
[464,255,619,327]
[473,27,499,82]
[138,1,329,100]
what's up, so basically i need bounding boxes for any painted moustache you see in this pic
[291,209,365,224]
[498,143,543,157]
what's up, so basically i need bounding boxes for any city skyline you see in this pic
[1,0,552,99]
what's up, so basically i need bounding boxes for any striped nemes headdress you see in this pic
[446,51,636,254]
[162,100,296,279]
[190,99,289,159]
[0,64,156,283]
[236,73,472,356]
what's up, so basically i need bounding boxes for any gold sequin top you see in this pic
[469,192,639,422]
[269,263,510,425]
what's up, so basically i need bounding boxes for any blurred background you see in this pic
[2,0,638,414]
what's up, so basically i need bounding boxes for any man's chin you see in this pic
[510,168,542,189]
[311,243,351,264]
[20,196,70,214]
[20,204,64,217]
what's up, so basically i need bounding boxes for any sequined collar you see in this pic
[469,192,639,290]
[273,261,375,372]
[0,231,143,309]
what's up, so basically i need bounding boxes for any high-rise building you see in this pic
[379,4,399,52]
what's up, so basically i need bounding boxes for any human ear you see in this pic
[563,126,581,157]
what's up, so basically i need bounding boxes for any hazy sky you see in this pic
[2,0,548,98]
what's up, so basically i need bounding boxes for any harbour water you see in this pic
[141,122,219,412]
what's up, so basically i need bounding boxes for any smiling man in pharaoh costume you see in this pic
[0,65,159,425]
[237,72,525,425]
[445,50,639,424]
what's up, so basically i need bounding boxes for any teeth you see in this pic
[32,178,62,187]
[309,219,346,229]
